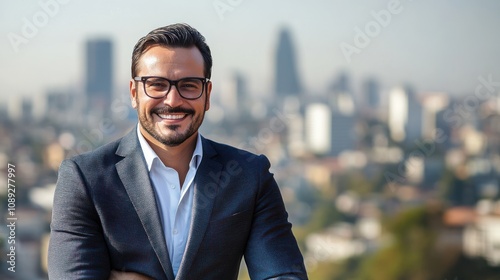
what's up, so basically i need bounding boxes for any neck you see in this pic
[141,127,198,186]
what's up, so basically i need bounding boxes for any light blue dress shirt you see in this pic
[136,126,203,276]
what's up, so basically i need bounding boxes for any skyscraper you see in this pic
[219,71,248,119]
[85,38,113,115]
[330,112,356,156]
[305,103,332,155]
[360,77,381,119]
[328,71,355,115]
[405,85,423,145]
[275,27,302,97]
[388,85,423,144]
[388,87,408,142]
[362,78,380,109]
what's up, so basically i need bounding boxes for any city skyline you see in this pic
[2,3,500,277]
[2,1,500,105]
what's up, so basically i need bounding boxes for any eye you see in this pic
[147,79,169,89]
[179,79,202,89]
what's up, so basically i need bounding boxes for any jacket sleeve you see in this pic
[244,155,308,280]
[48,159,111,280]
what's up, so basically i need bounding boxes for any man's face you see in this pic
[130,46,211,147]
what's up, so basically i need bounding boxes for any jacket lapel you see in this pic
[176,137,222,279]
[115,129,175,280]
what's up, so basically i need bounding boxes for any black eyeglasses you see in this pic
[134,76,209,100]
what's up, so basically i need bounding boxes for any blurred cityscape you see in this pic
[1,26,500,280]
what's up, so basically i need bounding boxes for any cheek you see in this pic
[137,98,158,114]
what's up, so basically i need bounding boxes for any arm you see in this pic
[48,159,111,279]
[244,155,308,280]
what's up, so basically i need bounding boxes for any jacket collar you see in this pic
[115,128,175,280]
[176,136,222,278]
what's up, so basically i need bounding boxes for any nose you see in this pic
[162,85,184,107]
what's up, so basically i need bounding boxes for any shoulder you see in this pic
[65,136,124,171]
[58,135,129,188]
[68,127,136,166]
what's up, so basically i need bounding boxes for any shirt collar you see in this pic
[136,125,203,171]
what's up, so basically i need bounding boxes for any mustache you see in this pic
[151,106,195,115]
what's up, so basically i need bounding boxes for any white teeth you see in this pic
[157,114,186,120]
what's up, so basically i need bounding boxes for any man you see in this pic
[48,23,307,280]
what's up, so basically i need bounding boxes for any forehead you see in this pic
[137,45,205,76]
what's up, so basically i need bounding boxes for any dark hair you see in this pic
[131,23,212,79]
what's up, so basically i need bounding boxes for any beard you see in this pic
[137,97,208,147]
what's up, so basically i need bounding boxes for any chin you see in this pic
[157,129,192,144]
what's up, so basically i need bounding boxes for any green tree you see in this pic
[356,206,445,280]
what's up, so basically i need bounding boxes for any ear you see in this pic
[204,81,212,111]
[130,79,138,109]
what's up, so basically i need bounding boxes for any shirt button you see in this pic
[173,229,178,235]
[170,185,175,189]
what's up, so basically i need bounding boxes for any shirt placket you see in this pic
[172,159,197,267]
[165,170,180,265]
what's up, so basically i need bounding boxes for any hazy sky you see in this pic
[2,0,500,105]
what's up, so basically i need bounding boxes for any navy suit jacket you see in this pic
[48,129,307,279]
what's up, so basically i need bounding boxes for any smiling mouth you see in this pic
[156,113,188,120]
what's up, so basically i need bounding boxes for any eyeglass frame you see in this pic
[133,76,210,100]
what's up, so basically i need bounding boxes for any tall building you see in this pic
[85,38,113,115]
[219,71,248,119]
[274,27,302,97]
[304,101,356,157]
[305,103,332,155]
[21,98,33,122]
[330,112,356,156]
[405,85,423,145]
[388,87,408,142]
[388,85,423,144]
[362,78,380,110]
[232,71,248,117]
[358,77,381,120]
[364,78,379,108]
[421,92,449,139]
[328,71,355,115]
